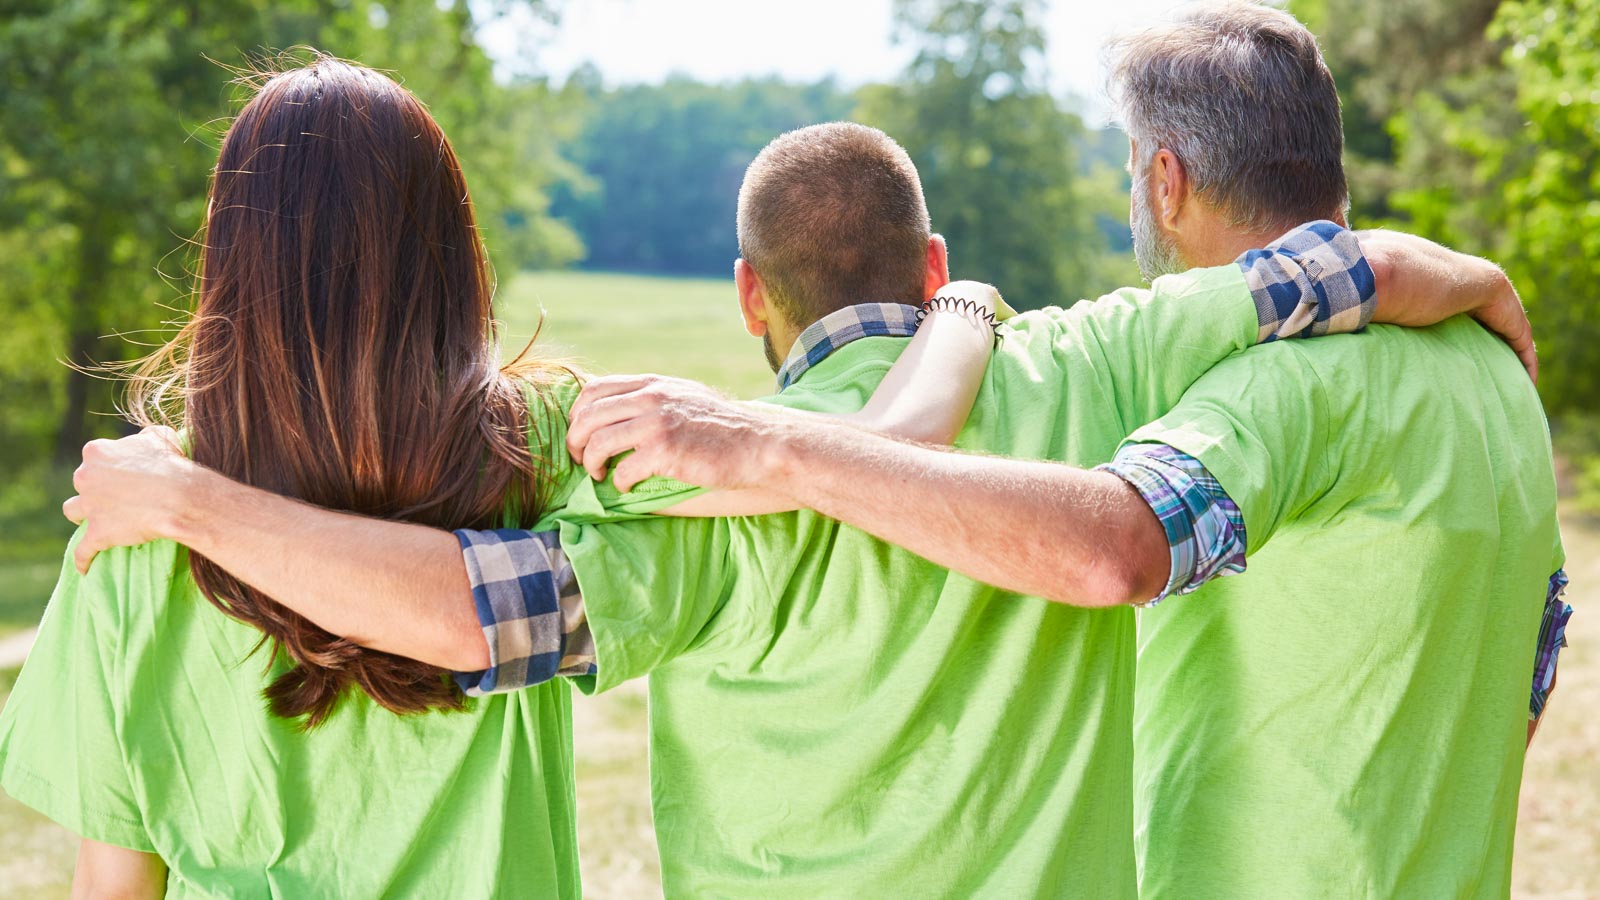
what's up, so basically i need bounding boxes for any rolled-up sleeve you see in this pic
[1097,444,1247,606]
[450,528,596,696]
[1531,569,1572,721]
[1236,219,1378,342]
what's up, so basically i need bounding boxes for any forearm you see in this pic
[765,418,1171,606]
[166,466,488,670]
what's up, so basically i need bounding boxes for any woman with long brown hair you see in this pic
[0,54,994,896]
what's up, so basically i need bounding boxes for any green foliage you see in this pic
[1290,0,1505,218]
[1381,0,1600,414]
[1297,0,1600,415]
[552,75,854,275]
[857,0,1107,309]
[0,0,578,465]
[1554,413,1600,514]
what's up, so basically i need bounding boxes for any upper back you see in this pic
[1133,319,1562,899]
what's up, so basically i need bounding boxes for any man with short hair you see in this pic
[567,5,1569,898]
[66,124,1524,897]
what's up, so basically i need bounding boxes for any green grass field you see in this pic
[498,269,776,400]
[1,269,1596,897]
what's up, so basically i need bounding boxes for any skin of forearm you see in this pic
[167,467,490,671]
[653,307,993,519]
[766,420,1171,606]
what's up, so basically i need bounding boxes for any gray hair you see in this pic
[1107,1,1349,231]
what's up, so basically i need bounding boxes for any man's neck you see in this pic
[1187,226,1294,269]
[1183,214,1346,268]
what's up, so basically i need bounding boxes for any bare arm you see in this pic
[63,434,487,671]
[73,839,167,900]
[569,281,1003,518]
[567,383,1168,605]
[770,420,1171,605]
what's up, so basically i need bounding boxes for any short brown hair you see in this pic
[1108,2,1349,230]
[737,123,931,327]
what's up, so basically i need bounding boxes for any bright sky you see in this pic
[480,0,1195,124]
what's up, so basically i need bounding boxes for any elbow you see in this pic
[1035,523,1169,608]
[1023,552,1144,609]
[1073,554,1158,608]
[426,614,491,672]
[440,632,491,673]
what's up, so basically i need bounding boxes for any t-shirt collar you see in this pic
[775,303,920,391]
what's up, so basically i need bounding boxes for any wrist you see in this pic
[159,460,222,548]
[754,415,806,493]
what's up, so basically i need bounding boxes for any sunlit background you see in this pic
[1,1,1596,896]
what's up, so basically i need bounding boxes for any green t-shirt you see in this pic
[558,266,1261,898]
[0,538,581,897]
[1126,318,1564,899]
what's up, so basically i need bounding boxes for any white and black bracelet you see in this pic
[916,295,1000,331]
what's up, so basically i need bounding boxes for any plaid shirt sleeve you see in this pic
[1531,569,1573,721]
[1096,444,1247,606]
[450,528,597,697]
[1237,220,1378,343]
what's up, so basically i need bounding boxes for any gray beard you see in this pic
[1130,174,1186,283]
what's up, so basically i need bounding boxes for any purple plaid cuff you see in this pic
[1097,444,1247,606]
[1531,569,1572,721]
[451,528,596,696]
[1236,220,1377,343]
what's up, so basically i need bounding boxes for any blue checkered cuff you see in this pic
[1236,220,1377,343]
[1531,569,1572,721]
[451,528,596,696]
[1098,444,1247,606]
[775,302,921,390]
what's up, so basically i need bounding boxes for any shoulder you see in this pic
[507,365,586,429]
[32,530,187,656]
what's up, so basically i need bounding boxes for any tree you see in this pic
[0,0,576,465]
[1291,0,1508,220]
[1386,0,1600,413]
[551,76,854,276]
[857,0,1104,309]
[1299,0,1599,414]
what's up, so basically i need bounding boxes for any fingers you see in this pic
[579,418,660,482]
[63,495,85,525]
[570,374,666,422]
[1469,288,1538,383]
[567,392,659,465]
[73,533,102,575]
[610,452,658,495]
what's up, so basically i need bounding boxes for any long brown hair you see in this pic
[129,53,566,727]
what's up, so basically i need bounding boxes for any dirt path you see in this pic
[1512,509,1599,898]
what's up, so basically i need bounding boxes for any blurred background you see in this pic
[0,0,1595,896]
